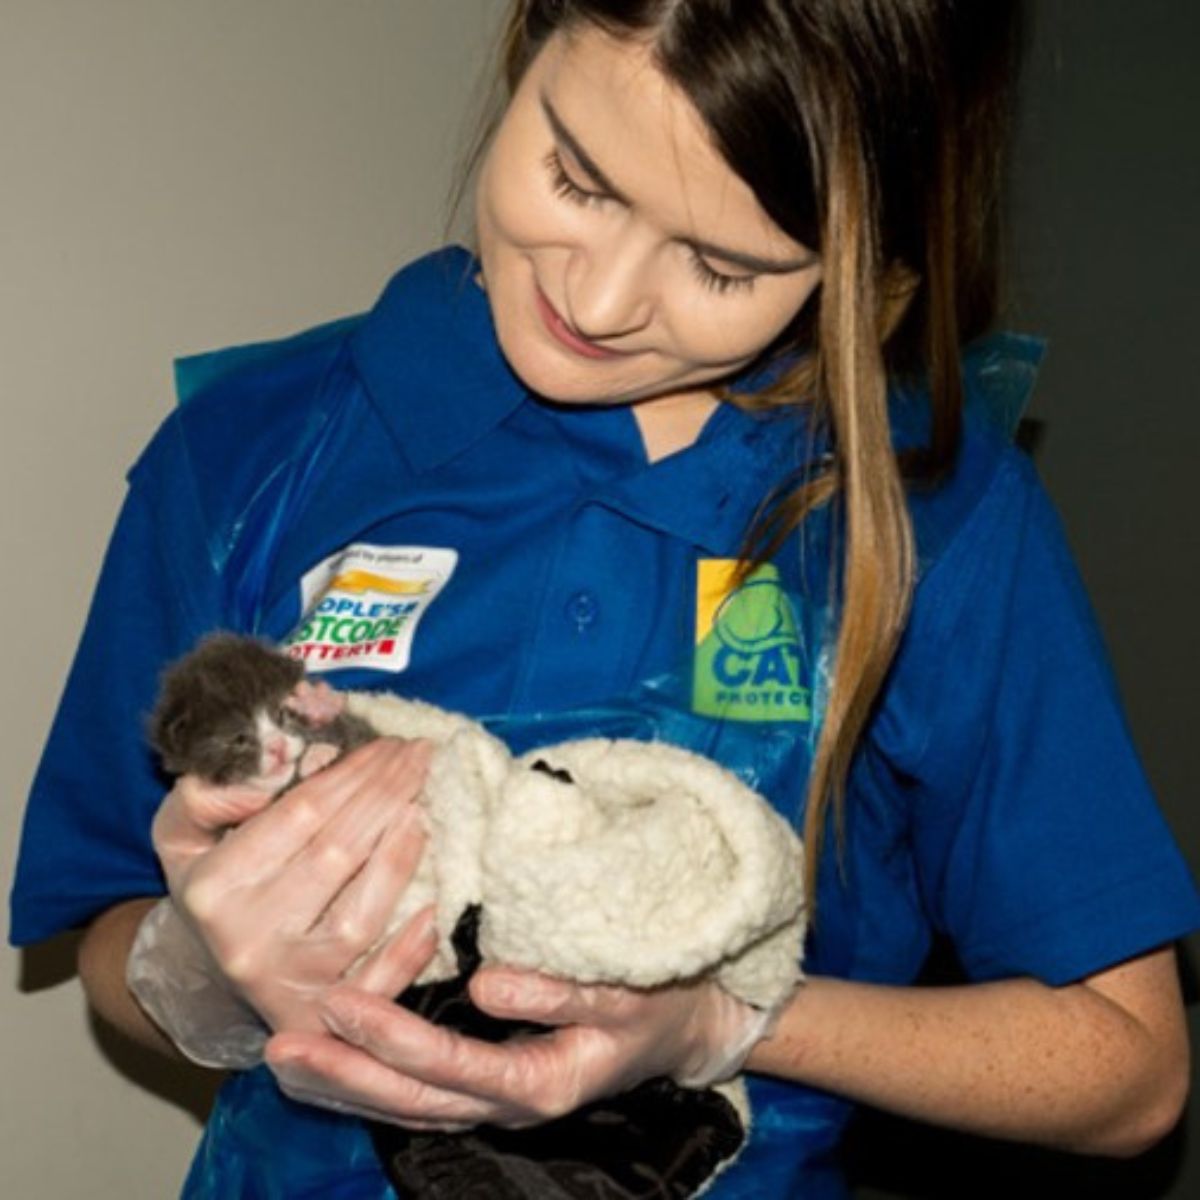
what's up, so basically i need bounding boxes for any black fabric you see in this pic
[369,906,746,1198]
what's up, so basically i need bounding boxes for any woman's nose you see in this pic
[563,233,655,342]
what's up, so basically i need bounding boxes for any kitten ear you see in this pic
[278,651,306,693]
[148,708,191,771]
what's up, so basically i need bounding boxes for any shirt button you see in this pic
[565,591,599,630]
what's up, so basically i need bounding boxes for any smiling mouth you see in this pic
[534,286,628,361]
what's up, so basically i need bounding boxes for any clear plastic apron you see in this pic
[174,328,1042,1199]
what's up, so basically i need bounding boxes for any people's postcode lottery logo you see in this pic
[285,544,458,673]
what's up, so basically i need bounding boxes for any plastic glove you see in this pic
[264,965,781,1131]
[128,896,273,1068]
[132,738,432,1065]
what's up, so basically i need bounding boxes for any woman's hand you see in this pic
[263,965,773,1131]
[150,737,432,1036]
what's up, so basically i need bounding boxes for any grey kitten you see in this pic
[148,633,375,789]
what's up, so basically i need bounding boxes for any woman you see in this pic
[11,1,1197,1196]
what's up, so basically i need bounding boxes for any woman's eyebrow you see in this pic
[687,238,820,276]
[540,94,819,276]
[541,95,631,203]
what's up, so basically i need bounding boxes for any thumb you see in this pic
[153,775,275,859]
[470,968,615,1026]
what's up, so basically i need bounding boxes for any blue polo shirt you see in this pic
[11,247,1199,1199]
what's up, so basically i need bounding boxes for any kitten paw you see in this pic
[298,741,341,778]
[285,680,346,727]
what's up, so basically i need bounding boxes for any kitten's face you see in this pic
[149,634,308,786]
[184,705,263,784]
[249,706,309,789]
[155,698,302,785]
[180,703,306,786]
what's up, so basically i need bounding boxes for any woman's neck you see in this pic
[633,391,720,462]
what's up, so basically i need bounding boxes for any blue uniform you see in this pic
[10,247,1200,1198]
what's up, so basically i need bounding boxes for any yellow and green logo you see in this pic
[692,559,810,722]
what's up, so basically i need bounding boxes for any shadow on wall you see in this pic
[19,934,222,1127]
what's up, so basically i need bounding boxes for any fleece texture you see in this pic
[346,692,806,1012]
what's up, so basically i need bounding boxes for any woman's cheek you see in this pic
[479,151,583,258]
[663,289,806,369]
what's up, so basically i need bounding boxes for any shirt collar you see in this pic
[349,245,813,554]
[349,246,527,472]
[596,403,810,556]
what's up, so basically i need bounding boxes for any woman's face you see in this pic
[475,25,821,407]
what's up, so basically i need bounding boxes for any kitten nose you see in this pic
[264,734,291,770]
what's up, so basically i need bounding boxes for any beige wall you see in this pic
[1,2,505,1194]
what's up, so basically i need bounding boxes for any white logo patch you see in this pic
[283,543,458,674]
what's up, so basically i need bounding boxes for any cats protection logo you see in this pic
[692,559,810,722]
[283,543,457,673]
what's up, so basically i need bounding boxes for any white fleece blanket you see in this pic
[347,692,806,1012]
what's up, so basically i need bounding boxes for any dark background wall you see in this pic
[850,2,1200,1195]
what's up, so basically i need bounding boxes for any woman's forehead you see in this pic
[533,26,810,261]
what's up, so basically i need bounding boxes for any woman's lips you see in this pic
[534,286,626,361]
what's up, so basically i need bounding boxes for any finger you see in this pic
[265,1030,495,1129]
[152,775,276,857]
[317,807,429,960]
[297,742,340,777]
[179,752,371,872]
[470,967,636,1027]
[191,740,429,930]
[175,745,404,930]
[241,737,428,868]
[275,745,431,929]
[348,906,439,998]
[319,987,590,1115]
[287,735,432,848]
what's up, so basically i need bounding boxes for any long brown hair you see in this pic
[491,0,1023,910]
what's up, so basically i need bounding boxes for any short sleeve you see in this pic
[880,449,1200,985]
[8,417,224,945]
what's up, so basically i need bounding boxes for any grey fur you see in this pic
[148,633,374,786]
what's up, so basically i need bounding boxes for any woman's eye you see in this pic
[687,251,758,297]
[543,150,609,209]
[542,147,757,298]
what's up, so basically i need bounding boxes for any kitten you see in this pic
[148,632,375,792]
